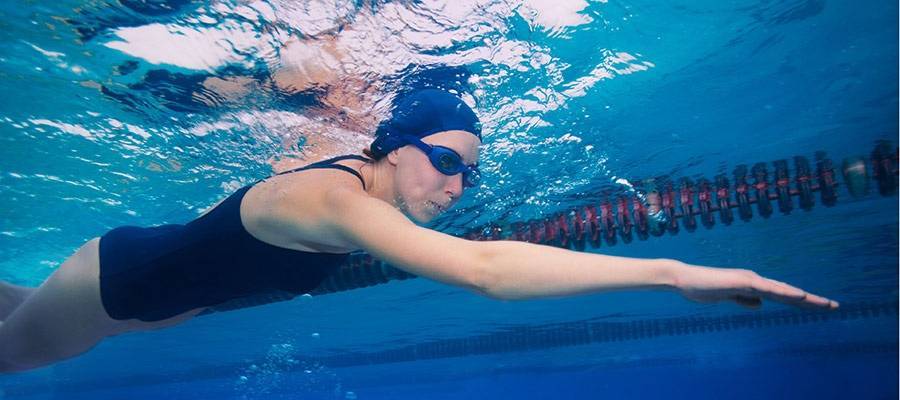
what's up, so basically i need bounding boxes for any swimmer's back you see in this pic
[98,154,371,322]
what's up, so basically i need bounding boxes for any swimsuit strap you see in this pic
[274,154,371,190]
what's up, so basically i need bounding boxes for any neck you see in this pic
[360,159,396,206]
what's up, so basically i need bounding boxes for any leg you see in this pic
[0,238,121,373]
[0,281,37,321]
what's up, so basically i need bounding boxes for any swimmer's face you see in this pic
[388,130,481,224]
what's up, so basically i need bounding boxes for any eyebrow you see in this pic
[425,138,477,165]
[450,147,478,166]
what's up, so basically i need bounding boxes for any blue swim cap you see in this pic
[369,89,481,159]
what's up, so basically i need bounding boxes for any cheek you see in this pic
[400,158,444,190]
[396,163,446,210]
[395,164,426,200]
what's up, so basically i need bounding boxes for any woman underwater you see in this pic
[0,89,838,373]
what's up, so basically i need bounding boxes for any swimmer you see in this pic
[0,89,838,374]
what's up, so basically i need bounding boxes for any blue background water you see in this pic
[0,0,897,398]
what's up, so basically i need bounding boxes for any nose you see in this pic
[445,173,464,201]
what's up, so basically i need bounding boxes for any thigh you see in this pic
[0,238,122,365]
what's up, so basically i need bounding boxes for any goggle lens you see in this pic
[401,134,481,188]
[431,147,480,188]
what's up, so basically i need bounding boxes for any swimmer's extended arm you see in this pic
[471,240,836,309]
[325,188,838,310]
[324,187,489,294]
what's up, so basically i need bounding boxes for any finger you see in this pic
[774,284,838,309]
[755,277,817,303]
[798,292,839,309]
[761,278,807,299]
[751,279,838,309]
[744,279,802,304]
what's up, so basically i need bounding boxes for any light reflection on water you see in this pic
[1,1,663,242]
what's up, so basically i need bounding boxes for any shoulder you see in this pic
[241,160,370,252]
[259,158,368,209]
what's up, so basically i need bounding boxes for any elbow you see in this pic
[466,242,508,301]
[472,279,506,300]
[473,280,503,300]
[468,264,502,300]
[469,242,527,300]
[476,282,529,301]
[478,284,531,301]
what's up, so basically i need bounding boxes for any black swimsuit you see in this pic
[98,154,370,322]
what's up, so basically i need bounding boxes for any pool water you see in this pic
[0,0,897,398]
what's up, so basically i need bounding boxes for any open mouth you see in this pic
[429,201,445,212]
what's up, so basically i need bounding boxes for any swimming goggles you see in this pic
[400,134,481,188]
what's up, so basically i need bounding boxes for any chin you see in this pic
[400,205,431,224]
[413,212,436,224]
[414,207,441,224]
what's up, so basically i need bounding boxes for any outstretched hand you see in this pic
[672,263,839,310]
